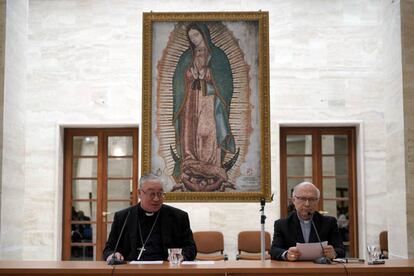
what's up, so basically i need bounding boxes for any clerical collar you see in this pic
[138,204,160,217]
[296,212,311,224]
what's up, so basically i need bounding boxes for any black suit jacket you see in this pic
[270,211,345,260]
[103,204,197,261]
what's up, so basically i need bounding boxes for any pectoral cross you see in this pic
[137,247,146,260]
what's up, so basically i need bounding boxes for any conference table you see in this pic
[0,259,413,276]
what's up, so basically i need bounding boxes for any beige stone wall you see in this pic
[0,0,5,232]
[0,0,28,259]
[381,0,407,258]
[0,0,409,260]
[401,0,414,258]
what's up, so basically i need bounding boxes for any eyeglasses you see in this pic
[294,196,319,203]
[141,190,166,199]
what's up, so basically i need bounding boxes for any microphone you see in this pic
[308,211,332,264]
[259,198,266,261]
[107,209,131,265]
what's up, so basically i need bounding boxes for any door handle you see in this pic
[102,211,111,223]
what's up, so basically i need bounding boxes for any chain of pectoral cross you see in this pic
[137,210,161,260]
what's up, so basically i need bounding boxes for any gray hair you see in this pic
[139,173,165,189]
[292,181,320,198]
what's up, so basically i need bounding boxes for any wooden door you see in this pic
[62,128,138,260]
[280,127,357,257]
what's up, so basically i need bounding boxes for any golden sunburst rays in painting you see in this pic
[156,22,252,191]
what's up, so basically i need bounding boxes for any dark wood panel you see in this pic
[345,259,414,276]
[225,260,345,275]
[1,260,413,276]
[0,261,112,275]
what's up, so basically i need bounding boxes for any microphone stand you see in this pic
[308,212,331,264]
[107,210,131,265]
[260,198,266,261]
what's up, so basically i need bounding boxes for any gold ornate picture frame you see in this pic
[142,12,270,201]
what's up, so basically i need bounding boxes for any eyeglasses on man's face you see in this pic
[294,196,319,203]
[141,190,166,199]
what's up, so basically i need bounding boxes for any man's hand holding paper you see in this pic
[296,241,328,261]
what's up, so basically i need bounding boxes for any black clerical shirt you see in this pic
[136,205,163,261]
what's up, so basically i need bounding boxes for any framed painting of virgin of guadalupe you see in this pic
[142,12,270,201]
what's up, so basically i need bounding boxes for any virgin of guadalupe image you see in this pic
[170,22,240,192]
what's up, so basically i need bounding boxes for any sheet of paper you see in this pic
[296,241,328,261]
[181,261,215,265]
[129,260,164,264]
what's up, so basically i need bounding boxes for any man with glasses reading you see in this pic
[270,182,345,261]
[103,173,197,263]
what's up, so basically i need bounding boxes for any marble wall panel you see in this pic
[382,0,407,258]
[0,0,5,220]
[401,0,414,258]
[0,0,408,260]
[0,0,28,259]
